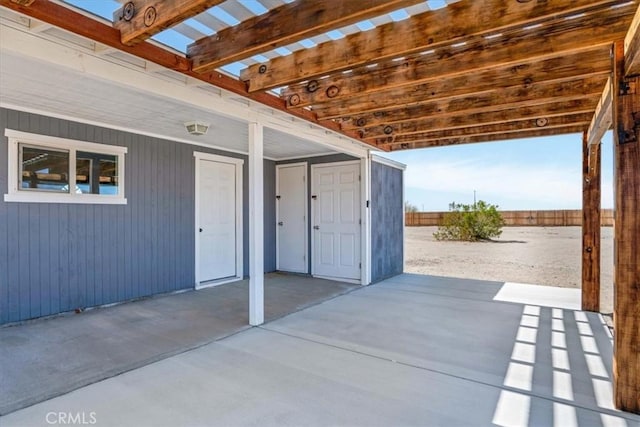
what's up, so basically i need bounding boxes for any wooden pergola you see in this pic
[2,0,639,413]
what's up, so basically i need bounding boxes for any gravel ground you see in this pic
[404,226,614,314]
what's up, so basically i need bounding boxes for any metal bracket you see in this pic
[618,124,637,145]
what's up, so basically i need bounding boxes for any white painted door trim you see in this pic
[362,154,372,286]
[310,160,364,285]
[193,151,244,289]
[275,162,308,273]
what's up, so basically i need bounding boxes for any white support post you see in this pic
[249,121,264,326]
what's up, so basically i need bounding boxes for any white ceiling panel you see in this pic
[0,50,337,160]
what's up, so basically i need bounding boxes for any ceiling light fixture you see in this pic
[184,121,209,136]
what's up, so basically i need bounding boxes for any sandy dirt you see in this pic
[404,226,614,313]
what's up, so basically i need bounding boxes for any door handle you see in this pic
[313,225,320,230]
[199,228,203,232]
[278,221,284,226]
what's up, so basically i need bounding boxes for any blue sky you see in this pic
[64,1,610,212]
[381,131,614,211]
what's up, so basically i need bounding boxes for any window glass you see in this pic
[20,145,70,192]
[77,151,118,195]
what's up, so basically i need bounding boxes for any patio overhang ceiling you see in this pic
[2,0,640,152]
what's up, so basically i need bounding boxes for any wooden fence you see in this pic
[406,209,614,227]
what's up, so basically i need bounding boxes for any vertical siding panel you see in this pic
[142,138,150,296]
[114,129,125,302]
[18,203,30,320]
[0,109,7,323]
[120,131,129,300]
[161,141,168,288]
[168,142,176,290]
[1,108,255,323]
[183,144,193,287]
[151,138,158,295]
[130,131,139,298]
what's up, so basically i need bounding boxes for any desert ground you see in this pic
[404,226,614,313]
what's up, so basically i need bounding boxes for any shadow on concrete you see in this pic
[0,273,357,415]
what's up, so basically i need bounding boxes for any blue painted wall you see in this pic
[371,160,404,282]
[0,108,277,324]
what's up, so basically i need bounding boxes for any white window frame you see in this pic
[4,129,127,204]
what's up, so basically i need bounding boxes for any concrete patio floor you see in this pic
[0,272,357,416]
[2,274,639,427]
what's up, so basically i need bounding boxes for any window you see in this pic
[5,129,127,204]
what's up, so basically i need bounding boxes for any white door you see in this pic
[198,158,238,283]
[277,164,307,273]
[312,162,361,280]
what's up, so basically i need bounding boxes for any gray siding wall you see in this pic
[263,160,276,272]
[371,161,404,283]
[0,108,277,324]
[276,154,357,273]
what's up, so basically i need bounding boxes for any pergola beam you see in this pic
[376,113,592,147]
[188,0,425,73]
[282,10,631,109]
[309,65,610,120]
[587,77,613,146]
[388,125,588,150]
[241,0,627,92]
[358,98,599,139]
[316,75,607,121]
[113,0,225,46]
[624,3,640,76]
[287,47,611,111]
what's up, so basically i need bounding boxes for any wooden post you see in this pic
[612,41,640,414]
[581,131,601,312]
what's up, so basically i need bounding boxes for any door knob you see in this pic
[313,225,320,230]
[199,228,203,232]
[278,221,284,226]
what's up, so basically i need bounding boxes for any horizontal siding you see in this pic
[0,108,274,324]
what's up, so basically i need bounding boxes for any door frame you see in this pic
[275,162,308,273]
[193,151,244,289]
[310,160,365,284]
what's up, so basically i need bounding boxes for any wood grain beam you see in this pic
[358,98,599,139]
[376,113,592,146]
[315,75,607,121]
[188,0,424,73]
[624,3,640,76]
[282,8,632,109]
[113,0,224,46]
[0,0,366,145]
[587,77,613,146]
[388,125,588,150]
[241,0,629,92]
[582,131,601,312]
[612,41,640,415]
[308,52,610,118]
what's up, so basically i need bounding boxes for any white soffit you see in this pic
[0,21,366,159]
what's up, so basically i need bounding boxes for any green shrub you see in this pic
[434,201,504,241]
